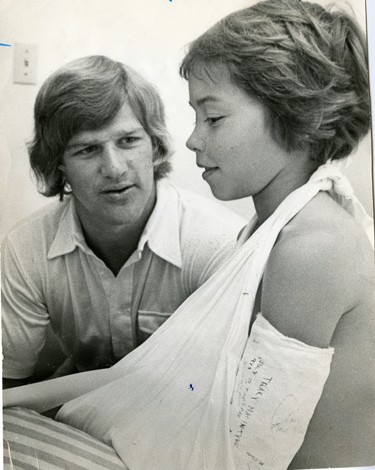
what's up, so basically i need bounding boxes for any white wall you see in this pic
[0,0,372,240]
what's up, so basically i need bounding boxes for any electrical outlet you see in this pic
[13,43,38,85]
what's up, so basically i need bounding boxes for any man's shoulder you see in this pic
[161,182,246,284]
[168,181,246,235]
[3,199,68,250]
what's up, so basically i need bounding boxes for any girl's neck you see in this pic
[253,154,319,226]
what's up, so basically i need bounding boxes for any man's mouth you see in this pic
[101,184,133,194]
[100,184,134,199]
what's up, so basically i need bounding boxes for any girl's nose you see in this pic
[186,127,205,152]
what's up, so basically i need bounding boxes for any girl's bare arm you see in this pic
[261,208,375,466]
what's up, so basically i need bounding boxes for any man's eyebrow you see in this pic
[65,139,100,150]
[65,127,145,149]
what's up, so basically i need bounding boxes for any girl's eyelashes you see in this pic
[191,114,225,127]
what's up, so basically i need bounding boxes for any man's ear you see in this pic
[151,139,164,167]
[58,164,69,187]
[152,155,165,167]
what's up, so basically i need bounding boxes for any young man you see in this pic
[2,55,245,388]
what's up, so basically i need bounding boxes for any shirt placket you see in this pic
[110,265,135,360]
[95,261,135,362]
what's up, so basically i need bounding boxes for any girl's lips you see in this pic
[202,167,218,181]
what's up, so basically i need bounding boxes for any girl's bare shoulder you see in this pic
[275,191,373,285]
[261,192,374,348]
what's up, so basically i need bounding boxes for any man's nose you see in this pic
[186,127,205,153]
[100,145,127,178]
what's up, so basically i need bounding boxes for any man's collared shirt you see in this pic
[2,180,245,379]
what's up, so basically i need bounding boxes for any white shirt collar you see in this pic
[48,179,182,268]
[47,198,85,259]
[138,179,182,268]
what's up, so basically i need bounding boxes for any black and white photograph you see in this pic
[1,0,374,469]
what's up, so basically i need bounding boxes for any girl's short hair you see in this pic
[180,0,370,164]
[30,55,173,199]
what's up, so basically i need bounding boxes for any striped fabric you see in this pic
[3,407,128,469]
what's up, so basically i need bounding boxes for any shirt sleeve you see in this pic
[1,235,50,379]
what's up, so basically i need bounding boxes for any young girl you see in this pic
[178,0,375,466]
[4,1,375,468]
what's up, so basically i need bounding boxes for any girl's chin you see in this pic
[209,186,236,201]
[210,184,251,201]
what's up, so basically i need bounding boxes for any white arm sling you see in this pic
[57,162,372,470]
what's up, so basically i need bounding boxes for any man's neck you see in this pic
[83,223,145,276]
[74,197,156,276]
